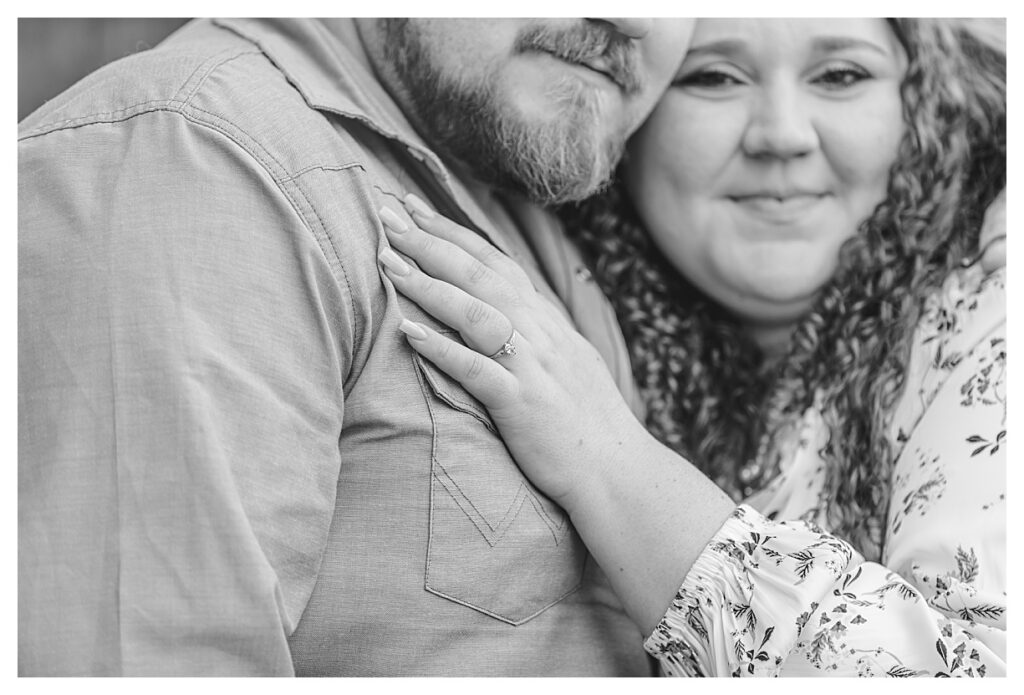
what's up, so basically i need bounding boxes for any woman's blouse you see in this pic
[644,265,1006,677]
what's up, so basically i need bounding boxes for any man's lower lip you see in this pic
[540,51,617,87]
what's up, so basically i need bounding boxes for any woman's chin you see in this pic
[726,288,822,335]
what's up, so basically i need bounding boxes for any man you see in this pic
[19,19,694,675]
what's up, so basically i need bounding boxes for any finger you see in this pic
[380,206,524,317]
[979,235,1006,273]
[980,189,1005,237]
[979,189,1006,273]
[398,319,517,408]
[379,247,521,359]
[401,194,535,293]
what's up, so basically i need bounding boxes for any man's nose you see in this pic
[589,18,653,40]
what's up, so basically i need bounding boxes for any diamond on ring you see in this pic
[487,330,519,360]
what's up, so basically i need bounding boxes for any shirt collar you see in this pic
[213,18,449,178]
[211,19,641,415]
[216,20,542,251]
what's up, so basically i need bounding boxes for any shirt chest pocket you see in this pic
[412,349,587,625]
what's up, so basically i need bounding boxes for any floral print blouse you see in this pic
[644,265,1006,677]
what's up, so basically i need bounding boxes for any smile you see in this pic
[538,51,619,89]
[576,56,615,81]
[730,194,828,222]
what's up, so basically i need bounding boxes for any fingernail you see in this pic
[398,318,428,341]
[379,248,410,276]
[404,193,435,219]
[379,207,408,233]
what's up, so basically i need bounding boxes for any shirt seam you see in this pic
[169,48,363,354]
[175,101,360,388]
[18,99,189,141]
[284,162,367,181]
[18,46,261,140]
[177,48,263,104]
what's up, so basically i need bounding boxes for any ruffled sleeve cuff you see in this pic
[643,504,856,677]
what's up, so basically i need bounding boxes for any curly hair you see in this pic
[561,19,1006,562]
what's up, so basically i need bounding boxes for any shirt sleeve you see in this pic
[643,289,1006,677]
[19,112,350,675]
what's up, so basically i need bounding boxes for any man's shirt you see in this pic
[19,19,649,675]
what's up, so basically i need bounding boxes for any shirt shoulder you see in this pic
[20,20,250,136]
[19,19,365,182]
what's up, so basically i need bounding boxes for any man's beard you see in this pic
[380,20,637,205]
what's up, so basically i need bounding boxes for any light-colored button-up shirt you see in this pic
[19,18,648,676]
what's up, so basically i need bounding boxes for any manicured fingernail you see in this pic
[398,318,428,341]
[379,248,410,276]
[379,207,408,233]
[404,193,435,219]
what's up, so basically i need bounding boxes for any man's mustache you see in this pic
[514,22,643,95]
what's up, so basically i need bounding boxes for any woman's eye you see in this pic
[812,64,871,89]
[675,67,744,89]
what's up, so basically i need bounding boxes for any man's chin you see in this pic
[503,115,620,204]
[507,144,613,205]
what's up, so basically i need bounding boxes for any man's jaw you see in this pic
[377,18,626,205]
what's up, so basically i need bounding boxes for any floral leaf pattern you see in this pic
[644,267,1005,677]
[956,546,979,583]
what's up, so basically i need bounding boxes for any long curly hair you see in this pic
[561,19,1006,561]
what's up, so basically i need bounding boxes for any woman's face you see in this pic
[625,19,907,346]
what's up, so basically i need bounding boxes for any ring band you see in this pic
[487,330,519,360]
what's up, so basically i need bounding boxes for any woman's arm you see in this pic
[656,287,1005,675]
[380,196,1005,675]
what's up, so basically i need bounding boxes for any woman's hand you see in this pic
[377,194,651,508]
[378,194,735,633]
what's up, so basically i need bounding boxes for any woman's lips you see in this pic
[730,194,828,223]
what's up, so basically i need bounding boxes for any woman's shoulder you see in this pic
[884,266,1006,611]
[917,264,1005,351]
[889,265,1005,444]
[748,265,1004,525]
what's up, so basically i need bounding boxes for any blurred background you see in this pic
[19,18,190,122]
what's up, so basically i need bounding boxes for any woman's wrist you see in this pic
[558,429,737,634]
[555,419,656,518]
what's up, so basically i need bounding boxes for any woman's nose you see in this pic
[741,85,819,160]
[590,18,653,40]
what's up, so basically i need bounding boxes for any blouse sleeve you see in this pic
[644,272,1006,677]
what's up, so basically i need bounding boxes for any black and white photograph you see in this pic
[16,10,1008,678]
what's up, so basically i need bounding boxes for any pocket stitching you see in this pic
[413,351,495,431]
[416,355,572,543]
[414,352,584,625]
[432,461,530,546]
[423,578,585,627]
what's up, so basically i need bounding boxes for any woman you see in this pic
[378,18,1006,676]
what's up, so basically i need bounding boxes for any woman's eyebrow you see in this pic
[685,36,892,60]
[811,36,892,56]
